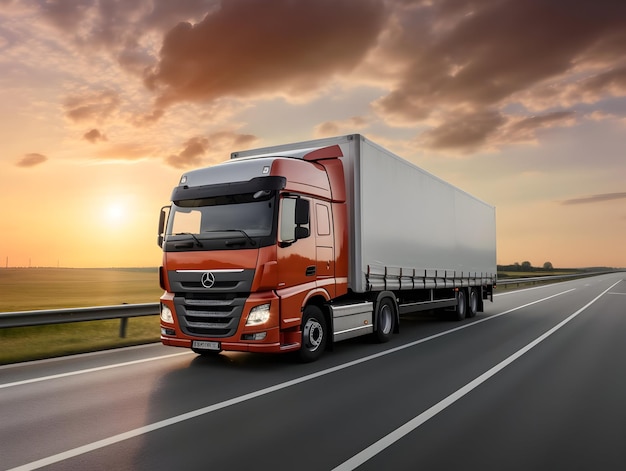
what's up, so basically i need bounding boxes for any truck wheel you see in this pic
[373,297,395,343]
[453,289,467,321]
[467,288,478,318]
[298,305,327,362]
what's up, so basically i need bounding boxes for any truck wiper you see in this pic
[175,232,203,247]
[222,229,257,247]
[201,229,257,246]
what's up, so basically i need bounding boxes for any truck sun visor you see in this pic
[171,176,286,203]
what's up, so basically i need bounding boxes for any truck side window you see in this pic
[316,204,330,236]
[280,197,310,243]
[280,198,297,242]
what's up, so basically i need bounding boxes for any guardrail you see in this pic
[497,271,620,288]
[0,271,622,335]
[0,303,160,337]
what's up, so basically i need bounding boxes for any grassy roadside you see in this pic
[0,317,160,365]
[0,268,163,365]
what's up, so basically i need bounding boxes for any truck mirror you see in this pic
[295,198,309,226]
[295,226,310,240]
[158,206,170,248]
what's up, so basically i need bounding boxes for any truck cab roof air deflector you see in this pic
[171,176,286,203]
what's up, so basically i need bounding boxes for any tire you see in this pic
[467,288,478,318]
[373,297,395,343]
[298,305,327,362]
[452,289,467,321]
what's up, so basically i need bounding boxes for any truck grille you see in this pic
[168,269,254,338]
[177,292,246,337]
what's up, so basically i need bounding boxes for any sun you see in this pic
[105,203,126,224]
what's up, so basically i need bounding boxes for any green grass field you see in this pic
[0,268,164,365]
[0,267,162,312]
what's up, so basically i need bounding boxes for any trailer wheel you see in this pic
[298,305,327,362]
[453,289,467,321]
[373,297,395,343]
[467,288,478,318]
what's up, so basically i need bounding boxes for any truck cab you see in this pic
[158,146,348,361]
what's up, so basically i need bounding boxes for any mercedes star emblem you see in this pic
[201,271,216,289]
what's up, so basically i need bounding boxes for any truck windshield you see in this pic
[167,192,274,238]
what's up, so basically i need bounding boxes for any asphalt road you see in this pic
[1,273,625,471]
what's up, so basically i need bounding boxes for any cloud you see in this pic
[561,192,626,205]
[413,109,578,153]
[587,110,617,121]
[165,131,258,168]
[131,108,166,127]
[31,0,218,86]
[95,143,153,161]
[497,111,577,144]
[416,109,506,152]
[38,0,213,50]
[367,0,626,151]
[315,117,371,137]
[64,90,121,123]
[145,0,388,108]
[166,136,208,168]
[38,0,93,32]
[16,153,48,168]
[576,66,626,102]
[375,1,626,120]
[15,0,626,156]
[517,67,626,112]
[83,128,108,143]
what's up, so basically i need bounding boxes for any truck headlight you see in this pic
[160,303,174,323]
[246,303,271,326]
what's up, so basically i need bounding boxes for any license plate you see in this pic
[192,340,220,351]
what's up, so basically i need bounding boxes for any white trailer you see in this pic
[232,134,496,340]
[342,136,496,293]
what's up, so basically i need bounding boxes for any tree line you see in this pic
[498,261,554,272]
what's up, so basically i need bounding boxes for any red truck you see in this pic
[158,134,496,361]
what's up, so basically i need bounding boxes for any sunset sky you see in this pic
[1,0,625,269]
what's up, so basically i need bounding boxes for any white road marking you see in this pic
[6,288,575,471]
[0,352,193,390]
[494,284,559,296]
[332,279,622,471]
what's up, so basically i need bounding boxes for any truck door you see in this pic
[315,201,335,297]
[277,196,316,289]
[277,196,317,329]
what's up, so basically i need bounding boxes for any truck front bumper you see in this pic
[160,327,301,354]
